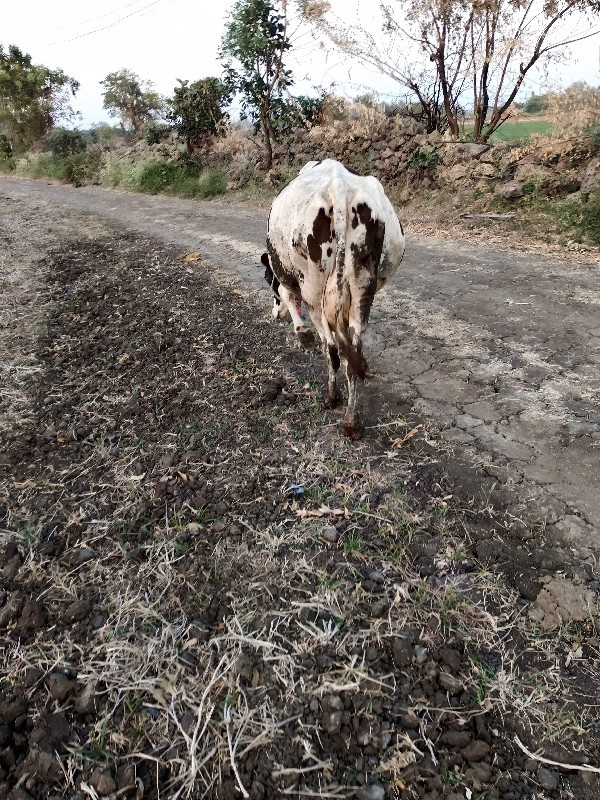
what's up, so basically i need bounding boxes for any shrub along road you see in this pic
[0,176,599,800]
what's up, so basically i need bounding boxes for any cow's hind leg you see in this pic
[278,285,314,348]
[323,343,342,408]
[341,331,365,439]
[341,368,363,439]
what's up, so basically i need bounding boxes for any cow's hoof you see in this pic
[341,417,364,441]
[324,391,342,409]
[296,328,315,349]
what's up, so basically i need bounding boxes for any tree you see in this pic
[45,128,87,157]
[302,0,600,141]
[220,0,294,168]
[167,77,231,153]
[100,69,163,134]
[0,44,79,150]
[522,93,550,114]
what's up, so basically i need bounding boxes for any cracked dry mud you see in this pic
[0,178,599,800]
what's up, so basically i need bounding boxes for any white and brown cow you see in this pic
[261,159,405,438]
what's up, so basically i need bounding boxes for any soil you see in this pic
[0,181,599,800]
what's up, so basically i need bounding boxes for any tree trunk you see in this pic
[260,104,273,170]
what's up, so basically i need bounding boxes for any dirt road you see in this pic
[2,178,600,800]
[3,176,598,550]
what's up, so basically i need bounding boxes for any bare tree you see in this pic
[301,0,600,140]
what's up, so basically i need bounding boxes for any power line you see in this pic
[47,0,178,46]
[55,0,151,32]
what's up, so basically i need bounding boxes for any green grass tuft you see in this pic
[562,190,600,243]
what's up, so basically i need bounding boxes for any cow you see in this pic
[261,159,405,439]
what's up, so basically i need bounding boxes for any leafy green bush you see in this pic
[88,123,125,143]
[135,159,226,197]
[136,160,183,193]
[100,154,141,189]
[0,134,15,172]
[0,134,12,159]
[45,128,87,157]
[0,156,15,173]
[63,148,103,186]
[521,93,549,114]
[196,169,227,197]
[15,153,68,180]
[139,120,171,145]
[563,191,600,243]
[410,146,439,170]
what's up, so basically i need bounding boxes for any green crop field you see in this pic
[463,119,553,142]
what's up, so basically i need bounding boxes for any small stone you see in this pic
[370,600,388,618]
[465,763,492,782]
[497,180,525,199]
[116,764,136,790]
[322,525,339,543]
[20,599,47,630]
[392,638,413,668]
[62,599,91,623]
[438,672,463,695]
[69,548,95,566]
[462,740,490,762]
[355,785,386,800]
[322,711,342,734]
[414,645,428,664]
[75,683,97,715]
[90,767,117,796]
[2,555,22,580]
[537,766,559,791]
[440,647,462,673]
[368,570,384,584]
[47,674,76,701]
[442,730,471,747]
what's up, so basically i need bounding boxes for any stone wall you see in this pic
[106,115,600,202]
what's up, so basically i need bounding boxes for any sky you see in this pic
[3,0,600,127]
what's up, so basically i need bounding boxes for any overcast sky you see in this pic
[4,0,599,127]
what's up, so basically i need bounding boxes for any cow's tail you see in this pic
[328,181,368,380]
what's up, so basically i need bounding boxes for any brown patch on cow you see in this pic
[328,345,341,372]
[359,277,377,325]
[335,288,368,381]
[351,208,359,229]
[307,207,331,264]
[267,240,301,296]
[350,210,385,277]
[293,234,309,260]
[326,247,332,257]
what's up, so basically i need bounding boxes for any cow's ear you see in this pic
[261,253,270,269]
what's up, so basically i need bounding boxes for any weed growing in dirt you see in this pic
[563,190,600,243]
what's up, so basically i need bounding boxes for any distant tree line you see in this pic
[2,0,599,165]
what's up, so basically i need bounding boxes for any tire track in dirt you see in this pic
[1,177,599,553]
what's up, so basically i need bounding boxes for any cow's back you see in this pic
[267,161,404,299]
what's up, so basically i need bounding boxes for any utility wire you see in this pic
[55,0,150,32]
[47,0,177,45]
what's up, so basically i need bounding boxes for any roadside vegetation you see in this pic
[1,1,600,250]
